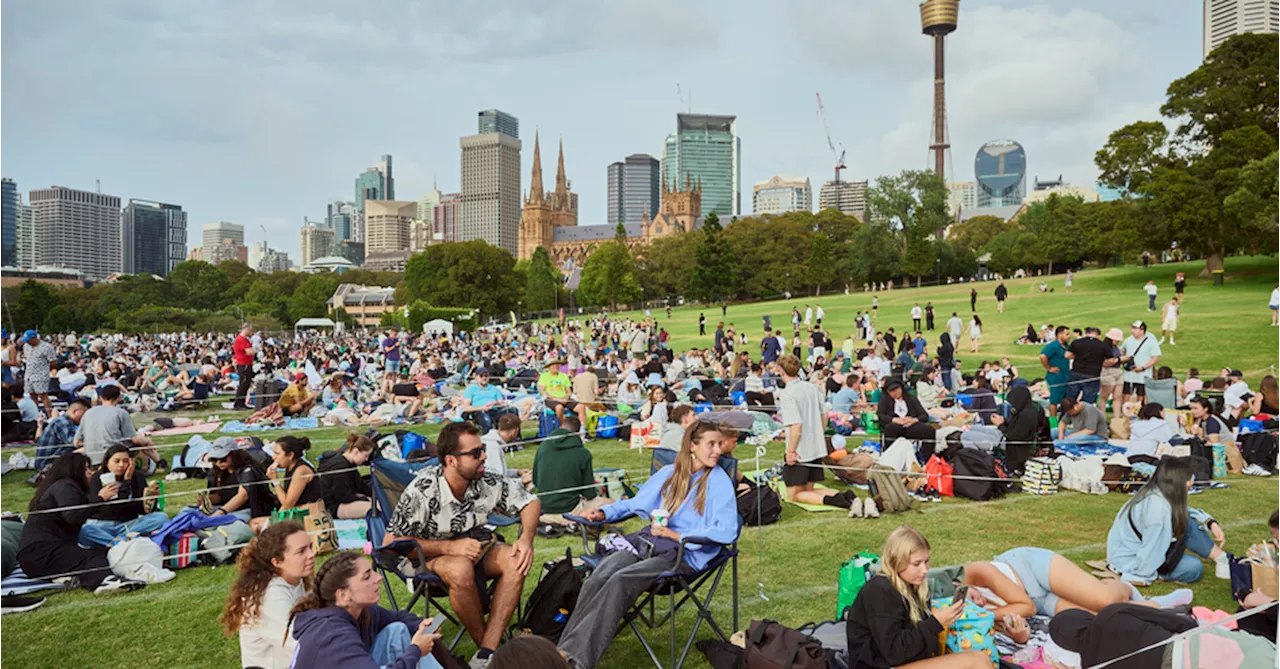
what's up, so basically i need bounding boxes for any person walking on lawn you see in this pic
[995,282,1008,313]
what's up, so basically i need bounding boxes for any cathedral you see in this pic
[518,132,703,265]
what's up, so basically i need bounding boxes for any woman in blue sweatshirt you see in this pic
[288,551,447,669]
[557,421,739,669]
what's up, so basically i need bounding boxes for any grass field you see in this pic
[1,257,1277,668]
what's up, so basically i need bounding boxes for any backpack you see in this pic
[737,477,782,527]
[203,520,255,565]
[173,437,213,476]
[512,548,585,643]
[951,449,1006,501]
[825,452,876,486]
[745,619,827,669]
[1239,431,1278,473]
[867,465,913,514]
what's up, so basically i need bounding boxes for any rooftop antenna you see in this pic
[95,179,101,194]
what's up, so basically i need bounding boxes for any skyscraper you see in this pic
[122,199,187,276]
[353,155,394,243]
[433,193,462,244]
[14,199,35,268]
[818,180,868,220]
[974,140,1027,208]
[752,176,812,215]
[460,113,522,255]
[29,185,122,281]
[327,201,355,242]
[1203,0,1279,59]
[417,185,442,223]
[606,162,624,226]
[300,221,336,267]
[662,114,740,218]
[201,221,247,264]
[478,109,519,139]
[363,200,416,253]
[1,178,16,267]
[945,181,977,215]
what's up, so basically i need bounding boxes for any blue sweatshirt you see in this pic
[291,605,424,669]
[602,464,739,571]
[1105,492,1211,584]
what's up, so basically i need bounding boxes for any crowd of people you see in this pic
[0,267,1276,669]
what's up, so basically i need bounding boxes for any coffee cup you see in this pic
[651,507,670,528]
[99,472,116,487]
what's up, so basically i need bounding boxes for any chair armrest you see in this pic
[487,513,519,527]
[674,534,735,569]
[565,511,639,556]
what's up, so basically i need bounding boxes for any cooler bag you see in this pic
[1021,457,1061,496]
[594,467,633,500]
[165,531,202,569]
[538,412,560,439]
[934,596,998,664]
[595,415,619,439]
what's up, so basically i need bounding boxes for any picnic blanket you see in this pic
[2,567,70,597]
[219,417,319,434]
[151,422,222,437]
[752,474,841,513]
[334,518,368,550]
[994,614,1052,661]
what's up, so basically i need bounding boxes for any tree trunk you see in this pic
[1200,253,1225,276]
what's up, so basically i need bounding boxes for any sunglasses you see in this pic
[452,447,486,460]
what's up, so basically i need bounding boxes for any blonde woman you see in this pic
[558,421,739,669]
[845,525,990,669]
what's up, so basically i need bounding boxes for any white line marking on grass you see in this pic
[37,584,229,613]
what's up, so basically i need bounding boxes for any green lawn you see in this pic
[1,257,1277,668]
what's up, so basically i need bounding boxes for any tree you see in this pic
[1223,151,1279,255]
[866,170,948,282]
[401,241,520,316]
[7,280,60,332]
[636,231,699,300]
[806,234,835,295]
[848,222,902,285]
[218,260,253,287]
[167,260,231,311]
[1084,200,1147,266]
[688,212,738,302]
[982,229,1043,276]
[1020,194,1091,272]
[721,214,807,297]
[934,239,978,281]
[1094,121,1172,196]
[1162,33,1278,148]
[813,208,861,281]
[523,246,563,312]
[579,241,641,310]
[947,214,1019,254]
[287,274,339,323]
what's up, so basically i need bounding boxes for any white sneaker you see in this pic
[94,575,145,596]
[1214,554,1230,580]
[847,497,864,518]
[863,498,880,518]
[468,653,492,669]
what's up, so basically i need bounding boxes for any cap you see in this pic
[0,329,7,340]
[1228,369,1243,377]
[209,437,241,460]
[645,373,664,388]
[475,367,489,375]
[20,329,38,342]
[1130,320,1147,329]
[1104,328,1124,341]
[295,372,307,382]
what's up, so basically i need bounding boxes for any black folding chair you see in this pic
[564,510,740,669]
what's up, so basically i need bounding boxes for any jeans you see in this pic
[371,622,445,669]
[1052,430,1109,451]
[1148,295,1157,311]
[234,364,253,409]
[940,368,954,391]
[1163,522,1216,583]
[78,511,170,547]
[467,408,516,434]
[1067,372,1100,404]
[559,551,676,669]
[386,359,401,374]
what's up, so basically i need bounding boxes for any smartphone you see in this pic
[421,616,445,635]
[953,585,970,603]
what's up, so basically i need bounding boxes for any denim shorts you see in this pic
[994,547,1058,616]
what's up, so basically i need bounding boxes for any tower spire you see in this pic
[554,138,568,205]
[529,130,544,204]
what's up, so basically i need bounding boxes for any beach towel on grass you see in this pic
[2,567,70,597]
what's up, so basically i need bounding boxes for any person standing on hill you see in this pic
[1174,272,1186,303]
[946,312,964,344]
[1065,269,1074,293]
[698,313,706,336]
[1040,326,1072,417]
[1160,298,1179,345]
[971,287,979,312]
[911,303,923,331]
[1270,284,1279,326]
[1143,280,1158,311]
[925,302,935,331]
[995,282,1008,313]
[968,315,983,353]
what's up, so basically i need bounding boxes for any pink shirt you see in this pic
[1184,378,1204,395]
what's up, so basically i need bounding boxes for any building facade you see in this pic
[329,284,397,327]
[202,221,244,249]
[819,179,868,220]
[974,140,1027,209]
[29,185,122,281]
[607,154,660,227]
[946,181,977,216]
[752,175,812,215]
[362,250,412,273]
[478,109,519,139]
[327,201,355,242]
[433,193,461,244]
[1,178,16,267]
[354,155,394,244]
[519,137,703,265]
[337,240,366,267]
[417,185,442,223]
[363,200,415,253]
[300,221,336,267]
[204,242,248,264]
[460,127,522,255]
[122,199,187,276]
[662,114,740,218]
[258,248,292,273]
[14,199,35,269]
[606,162,624,226]
[1025,183,1101,204]
[1203,0,1279,59]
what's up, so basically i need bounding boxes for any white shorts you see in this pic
[1162,320,1177,331]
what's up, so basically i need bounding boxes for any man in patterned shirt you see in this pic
[19,330,56,415]
[385,422,540,667]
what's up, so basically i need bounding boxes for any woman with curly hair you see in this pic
[221,521,315,669]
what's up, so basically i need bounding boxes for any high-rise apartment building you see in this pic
[1203,0,1279,59]
[417,185,442,224]
[607,154,660,227]
[818,180,868,220]
[353,155,394,243]
[363,200,416,253]
[460,118,522,255]
[478,109,519,139]
[14,200,35,268]
[752,175,812,215]
[1,178,17,267]
[662,114,740,218]
[300,221,336,267]
[258,248,292,273]
[29,185,122,281]
[433,193,462,244]
[327,201,355,242]
[122,199,187,276]
[202,221,244,249]
[946,181,977,215]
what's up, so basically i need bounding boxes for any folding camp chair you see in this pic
[649,448,739,481]
[364,458,520,651]
[563,510,740,669]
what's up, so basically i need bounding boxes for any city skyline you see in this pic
[2,1,1208,263]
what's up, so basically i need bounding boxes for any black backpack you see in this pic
[737,477,782,526]
[952,448,1006,501]
[513,548,586,643]
[1239,432,1278,473]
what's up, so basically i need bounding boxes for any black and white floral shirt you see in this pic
[388,464,534,540]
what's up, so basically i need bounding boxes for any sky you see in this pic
[1,0,1203,263]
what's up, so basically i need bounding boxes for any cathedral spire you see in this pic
[529,130,544,204]
[554,138,568,204]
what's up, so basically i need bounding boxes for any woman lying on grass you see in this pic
[221,521,315,669]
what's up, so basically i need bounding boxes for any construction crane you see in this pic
[815,92,846,185]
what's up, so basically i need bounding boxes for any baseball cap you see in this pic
[1130,321,1146,329]
[294,372,307,382]
[0,329,7,340]
[475,367,489,375]
[20,329,38,342]
[209,437,241,460]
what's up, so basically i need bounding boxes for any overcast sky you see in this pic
[2,0,1202,262]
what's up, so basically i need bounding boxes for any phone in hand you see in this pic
[421,615,445,635]
[953,585,970,603]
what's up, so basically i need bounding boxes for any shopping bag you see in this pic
[924,455,954,497]
[301,500,339,555]
[1253,565,1278,599]
[837,551,880,619]
[1021,457,1061,496]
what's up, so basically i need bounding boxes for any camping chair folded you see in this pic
[563,510,739,669]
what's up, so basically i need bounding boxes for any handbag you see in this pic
[1021,457,1061,496]
[836,551,880,619]
[273,500,338,555]
[933,596,998,664]
[744,620,827,669]
[1128,506,1189,576]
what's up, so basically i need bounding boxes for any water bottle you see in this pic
[553,608,569,624]
[156,480,166,512]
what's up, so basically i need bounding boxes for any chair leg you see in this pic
[669,589,676,669]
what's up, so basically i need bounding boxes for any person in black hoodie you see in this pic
[877,378,936,443]
[289,551,454,669]
[1048,604,1196,669]
[318,433,374,520]
[990,386,1043,475]
[846,525,990,669]
[937,334,956,391]
[17,452,146,595]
